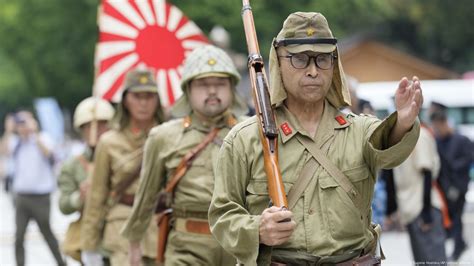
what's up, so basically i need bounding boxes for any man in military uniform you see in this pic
[209,12,422,265]
[58,97,114,262]
[121,45,248,265]
[81,69,165,266]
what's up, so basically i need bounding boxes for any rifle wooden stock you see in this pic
[156,209,172,264]
[242,0,288,208]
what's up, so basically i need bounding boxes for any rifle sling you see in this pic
[110,159,142,199]
[287,159,319,210]
[109,147,144,199]
[165,128,220,193]
[287,135,362,210]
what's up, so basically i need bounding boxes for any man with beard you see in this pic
[121,45,248,265]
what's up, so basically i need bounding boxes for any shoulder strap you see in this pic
[109,147,144,199]
[165,128,220,193]
[112,147,144,173]
[287,158,319,210]
[110,158,143,199]
[295,135,362,209]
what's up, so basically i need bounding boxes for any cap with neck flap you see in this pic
[269,12,351,109]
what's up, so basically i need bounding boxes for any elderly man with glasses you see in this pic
[209,11,423,265]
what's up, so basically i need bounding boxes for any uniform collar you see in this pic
[184,111,236,132]
[276,100,351,145]
[123,124,154,147]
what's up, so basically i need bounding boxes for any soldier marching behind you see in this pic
[121,45,248,266]
[81,68,165,266]
[58,97,114,263]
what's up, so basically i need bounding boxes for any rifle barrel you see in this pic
[241,0,288,208]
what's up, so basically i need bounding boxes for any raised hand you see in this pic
[394,76,423,130]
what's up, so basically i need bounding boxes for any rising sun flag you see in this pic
[94,0,208,106]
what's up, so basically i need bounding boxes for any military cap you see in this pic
[269,12,351,109]
[123,69,158,93]
[273,12,337,54]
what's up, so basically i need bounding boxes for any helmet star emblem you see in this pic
[139,75,148,84]
[207,58,217,66]
[306,27,316,36]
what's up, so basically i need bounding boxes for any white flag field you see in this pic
[94,0,208,106]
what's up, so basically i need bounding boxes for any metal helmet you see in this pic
[171,45,248,117]
[73,97,115,130]
[180,45,241,91]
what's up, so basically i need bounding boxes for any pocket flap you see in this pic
[319,177,339,189]
[344,165,370,182]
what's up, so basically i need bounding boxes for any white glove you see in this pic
[81,250,104,266]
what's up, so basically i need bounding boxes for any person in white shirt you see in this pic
[1,110,65,266]
[393,124,447,263]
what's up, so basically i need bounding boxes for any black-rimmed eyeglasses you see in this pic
[278,53,337,70]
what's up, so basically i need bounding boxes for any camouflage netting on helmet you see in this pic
[171,45,248,118]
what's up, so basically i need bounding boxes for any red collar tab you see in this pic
[280,122,293,136]
[335,115,347,125]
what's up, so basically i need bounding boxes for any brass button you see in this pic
[308,209,314,215]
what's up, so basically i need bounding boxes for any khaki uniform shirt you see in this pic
[81,127,156,256]
[209,101,420,265]
[121,113,245,242]
[58,148,91,215]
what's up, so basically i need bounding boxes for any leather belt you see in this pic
[118,194,135,206]
[175,217,211,235]
[270,247,380,266]
[271,254,381,266]
[335,254,381,266]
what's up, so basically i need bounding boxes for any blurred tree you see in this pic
[0,0,472,123]
[0,0,98,116]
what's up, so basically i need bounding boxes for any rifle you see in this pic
[241,0,288,209]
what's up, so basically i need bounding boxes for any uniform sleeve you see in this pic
[58,159,82,214]
[121,131,165,241]
[81,139,111,251]
[209,137,261,266]
[363,112,420,171]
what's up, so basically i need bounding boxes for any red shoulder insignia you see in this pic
[280,122,292,136]
[335,115,346,125]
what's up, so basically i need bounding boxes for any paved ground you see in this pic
[1,183,473,265]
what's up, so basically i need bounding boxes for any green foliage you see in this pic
[0,0,98,115]
[0,0,472,120]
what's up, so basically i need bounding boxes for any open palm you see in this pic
[394,76,423,129]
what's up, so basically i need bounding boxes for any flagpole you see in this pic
[88,1,107,148]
